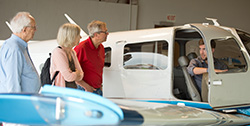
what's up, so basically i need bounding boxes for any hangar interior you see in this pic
[1,1,250,125]
[0,0,250,40]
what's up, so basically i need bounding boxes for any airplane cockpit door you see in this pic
[191,24,250,109]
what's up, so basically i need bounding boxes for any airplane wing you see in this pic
[112,99,250,125]
[64,14,88,41]
[0,86,250,126]
[0,85,123,125]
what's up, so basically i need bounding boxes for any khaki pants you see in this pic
[201,73,209,102]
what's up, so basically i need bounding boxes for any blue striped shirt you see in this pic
[0,34,41,93]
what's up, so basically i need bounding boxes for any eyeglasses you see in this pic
[97,31,108,34]
[26,25,37,30]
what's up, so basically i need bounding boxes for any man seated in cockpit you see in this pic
[187,39,228,101]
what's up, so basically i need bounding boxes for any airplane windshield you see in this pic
[212,38,248,73]
[237,29,250,55]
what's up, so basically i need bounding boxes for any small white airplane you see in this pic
[1,14,250,125]
[102,16,250,104]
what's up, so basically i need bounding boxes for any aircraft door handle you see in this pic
[212,80,222,86]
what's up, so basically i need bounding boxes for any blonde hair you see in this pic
[57,23,80,48]
[88,20,106,37]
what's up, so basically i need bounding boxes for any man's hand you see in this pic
[76,80,94,92]
[193,67,208,75]
[215,69,228,73]
[194,67,228,75]
[84,83,95,92]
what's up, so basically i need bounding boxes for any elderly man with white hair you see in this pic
[0,12,40,94]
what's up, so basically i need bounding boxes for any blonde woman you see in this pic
[50,23,84,88]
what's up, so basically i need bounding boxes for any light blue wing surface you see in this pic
[0,85,124,125]
[0,94,48,125]
[40,85,123,119]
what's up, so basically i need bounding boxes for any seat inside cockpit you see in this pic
[173,28,202,101]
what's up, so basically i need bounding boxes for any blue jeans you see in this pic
[77,85,103,96]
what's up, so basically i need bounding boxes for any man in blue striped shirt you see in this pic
[0,12,41,93]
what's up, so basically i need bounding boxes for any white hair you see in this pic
[87,20,106,37]
[10,12,32,33]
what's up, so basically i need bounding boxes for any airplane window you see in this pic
[104,47,111,67]
[123,41,168,70]
[212,38,247,73]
